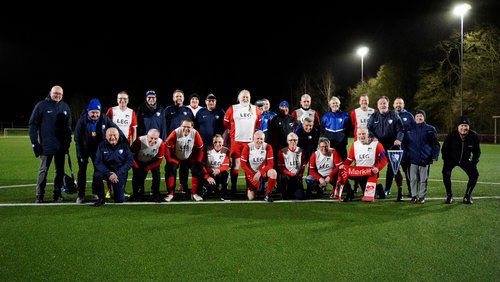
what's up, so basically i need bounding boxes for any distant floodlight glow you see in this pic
[356,46,369,82]
[357,47,369,57]
[453,3,471,16]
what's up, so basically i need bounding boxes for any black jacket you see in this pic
[441,129,480,165]
[74,110,124,160]
[29,96,72,155]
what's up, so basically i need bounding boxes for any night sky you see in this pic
[1,1,498,125]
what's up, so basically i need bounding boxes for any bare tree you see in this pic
[314,70,336,114]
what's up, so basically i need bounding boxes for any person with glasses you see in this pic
[164,119,204,202]
[93,127,133,206]
[105,91,137,145]
[305,138,343,199]
[194,93,226,146]
[278,132,306,200]
[136,90,166,140]
[201,134,230,200]
[29,85,72,203]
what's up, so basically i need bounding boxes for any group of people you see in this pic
[29,85,481,205]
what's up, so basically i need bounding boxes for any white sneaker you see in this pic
[191,194,203,202]
[76,197,84,204]
[164,194,174,202]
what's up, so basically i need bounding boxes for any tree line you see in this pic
[292,24,499,138]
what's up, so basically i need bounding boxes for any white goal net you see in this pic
[3,128,29,137]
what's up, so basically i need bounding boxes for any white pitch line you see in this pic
[1,177,499,189]
[0,196,499,207]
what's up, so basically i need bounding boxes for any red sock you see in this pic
[266,178,276,195]
[167,176,175,194]
[191,177,199,194]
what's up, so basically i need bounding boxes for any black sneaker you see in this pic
[463,196,473,204]
[445,195,453,204]
[35,197,44,204]
[264,195,274,203]
[153,196,165,203]
[410,196,417,204]
[376,184,385,199]
[53,196,64,202]
[93,199,105,206]
[396,193,403,202]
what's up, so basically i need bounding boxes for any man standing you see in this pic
[223,89,261,195]
[291,94,321,130]
[350,94,375,141]
[321,96,351,159]
[195,93,226,146]
[349,94,375,192]
[405,110,440,204]
[367,96,404,200]
[295,117,320,165]
[187,93,203,118]
[164,89,194,193]
[441,116,481,204]
[268,100,298,169]
[136,90,166,140]
[105,91,137,144]
[255,98,276,141]
[29,85,72,203]
[105,90,137,198]
[393,97,415,197]
[74,98,123,203]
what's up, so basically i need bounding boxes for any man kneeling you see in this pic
[94,127,133,205]
[240,131,277,202]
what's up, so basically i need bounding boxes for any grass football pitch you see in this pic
[1,137,499,281]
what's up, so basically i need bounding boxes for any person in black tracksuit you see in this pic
[268,101,299,169]
[295,116,320,165]
[164,89,194,194]
[93,127,133,205]
[367,96,404,200]
[29,85,72,203]
[136,90,166,196]
[441,116,481,204]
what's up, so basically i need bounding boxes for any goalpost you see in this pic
[3,128,29,137]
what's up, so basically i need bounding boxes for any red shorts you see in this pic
[230,140,249,159]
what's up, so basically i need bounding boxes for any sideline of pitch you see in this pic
[0,196,499,207]
[1,177,499,190]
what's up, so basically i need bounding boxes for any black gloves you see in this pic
[32,144,42,157]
